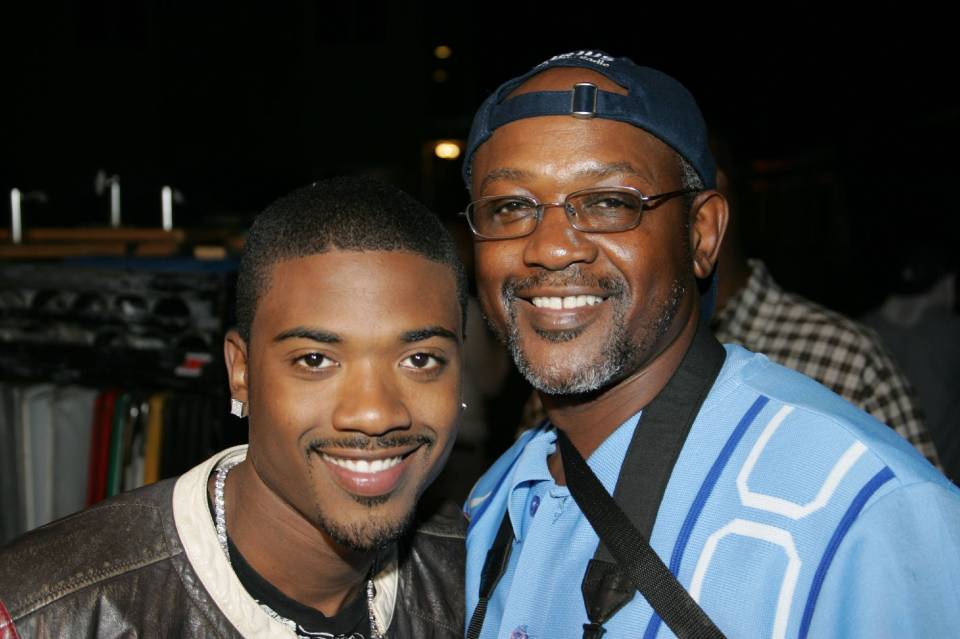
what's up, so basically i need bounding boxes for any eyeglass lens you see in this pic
[469,189,645,238]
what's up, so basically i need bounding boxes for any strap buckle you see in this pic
[571,83,598,119]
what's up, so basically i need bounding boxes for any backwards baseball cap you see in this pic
[462,50,716,190]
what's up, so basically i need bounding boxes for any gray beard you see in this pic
[500,272,687,395]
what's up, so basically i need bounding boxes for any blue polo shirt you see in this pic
[465,345,960,638]
[466,414,641,638]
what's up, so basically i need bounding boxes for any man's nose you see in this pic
[331,364,412,437]
[521,202,599,270]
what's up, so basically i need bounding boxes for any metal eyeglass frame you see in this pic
[461,186,699,240]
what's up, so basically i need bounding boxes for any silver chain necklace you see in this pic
[214,460,384,639]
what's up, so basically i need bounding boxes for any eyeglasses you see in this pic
[461,186,698,240]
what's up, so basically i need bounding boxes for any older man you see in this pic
[462,51,960,638]
[0,177,467,638]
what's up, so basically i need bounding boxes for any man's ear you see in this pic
[224,329,249,403]
[689,190,729,279]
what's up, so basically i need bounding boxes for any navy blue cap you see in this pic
[462,50,716,190]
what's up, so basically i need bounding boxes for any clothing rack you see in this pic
[0,250,244,543]
[0,383,245,544]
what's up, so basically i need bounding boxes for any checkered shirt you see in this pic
[712,259,942,468]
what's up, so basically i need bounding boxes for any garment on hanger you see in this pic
[106,392,130,498]
[0,384,22,543]
[86,390,117,506]
[143,393,167,485]
[122,396,149,492]
[50,386,97,520]
[21,385,56,530]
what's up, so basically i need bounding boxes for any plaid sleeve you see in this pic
[712,260,944,471]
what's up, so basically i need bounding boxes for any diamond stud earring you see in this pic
[230,398,246,418]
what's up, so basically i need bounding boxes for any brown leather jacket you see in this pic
[0,448,465,638]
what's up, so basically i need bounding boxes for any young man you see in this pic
[461,51,960,638]
[0,177,467,638]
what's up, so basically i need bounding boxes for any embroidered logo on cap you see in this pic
[539,50,615,69]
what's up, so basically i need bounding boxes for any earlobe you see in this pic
[689,191,729,279]
[223,330,249,403]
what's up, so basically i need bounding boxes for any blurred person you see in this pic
[863,250,960,481]
[0,178,467,638]
[459,50,960,638]
[710,138,942,468]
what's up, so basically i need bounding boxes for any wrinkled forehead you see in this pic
[471,118,680,197]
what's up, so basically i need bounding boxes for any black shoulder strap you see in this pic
[571,320,726,637]
[558,428,725,638]
[605,320,726,549]
[465,512,514,639]
[580,320,726,631]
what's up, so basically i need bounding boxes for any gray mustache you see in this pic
[502,267,626,299]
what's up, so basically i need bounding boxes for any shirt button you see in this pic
[529,495,541,517]
[510,625,530,639]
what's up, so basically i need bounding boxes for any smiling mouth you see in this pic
[321,454,404,473]
[310,437,432,499]
[530,294,606,309]
[320,452,414,499]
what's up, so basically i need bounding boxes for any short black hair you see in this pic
[236,176,468,342]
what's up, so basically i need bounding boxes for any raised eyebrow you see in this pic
[273,327,341,344]
[400,326,459,344]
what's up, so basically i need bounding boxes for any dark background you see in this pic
[3,0,957,314]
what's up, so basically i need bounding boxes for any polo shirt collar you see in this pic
[504,412,641,541]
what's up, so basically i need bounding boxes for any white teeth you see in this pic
[531,295,604,309]
[322,454,403,473]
